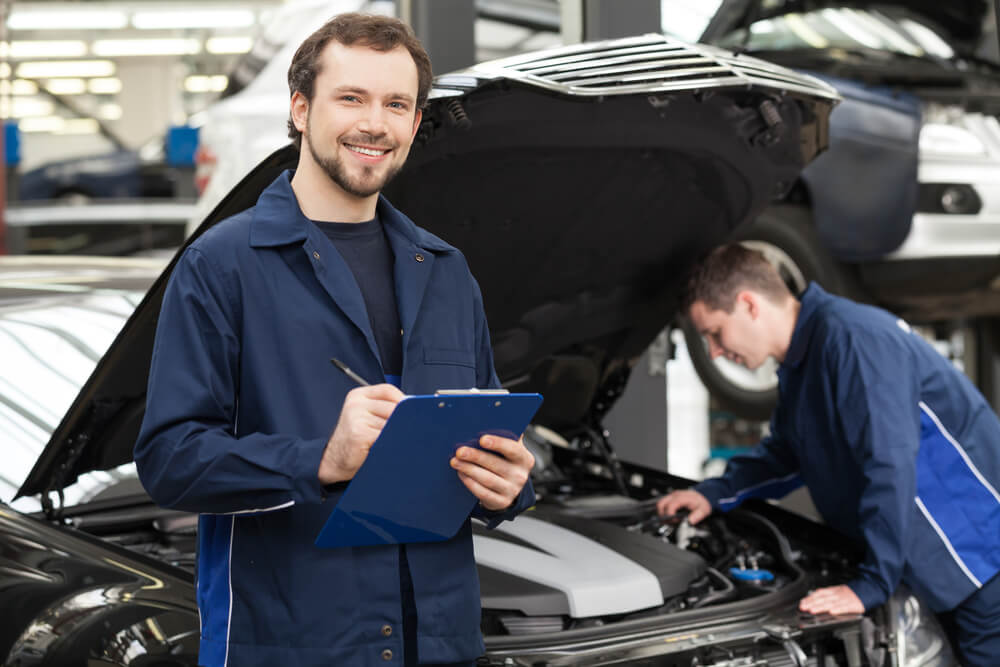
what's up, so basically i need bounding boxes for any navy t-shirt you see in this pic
[313,215,403,382]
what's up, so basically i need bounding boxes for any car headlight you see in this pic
[892,589,956,667]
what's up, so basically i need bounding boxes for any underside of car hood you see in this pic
[702,0,989,49]
[16,38,837,504]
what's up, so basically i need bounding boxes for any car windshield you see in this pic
[714,7,956,59]
[0,290,141,513]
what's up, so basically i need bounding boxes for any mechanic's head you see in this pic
[286,12,432,151]
[681,244,797,369]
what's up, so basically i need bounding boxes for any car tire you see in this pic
[682,205,847,420]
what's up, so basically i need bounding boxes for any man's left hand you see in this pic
[450,435,535,511]
[799,585,865,616]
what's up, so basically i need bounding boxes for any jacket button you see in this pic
[381,648,393,660]
[312,251,320,260]
[381,624,392,637]
[414,253,424,262]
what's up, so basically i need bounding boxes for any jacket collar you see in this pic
[248,170,455,253]
[781,281,829,370]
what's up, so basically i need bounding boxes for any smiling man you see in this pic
[135,13,536,667]
[657,244,1000,666]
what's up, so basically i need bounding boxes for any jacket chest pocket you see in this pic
[421,347,477,390]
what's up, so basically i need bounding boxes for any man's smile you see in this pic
[344,143,391,158]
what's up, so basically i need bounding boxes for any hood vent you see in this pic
[471,34,840,100]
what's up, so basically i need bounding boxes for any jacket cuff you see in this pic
[473,480,536,529]
[846,577,887,611]
[693,479,731,510]
[296,437,333,504]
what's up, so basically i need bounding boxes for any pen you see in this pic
[330,357,371,386]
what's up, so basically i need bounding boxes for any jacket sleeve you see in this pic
[135,247,328,514]
[830,326,921,611]
[694,415,803,512]
[467,275,536,527]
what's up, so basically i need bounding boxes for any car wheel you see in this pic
[682,205,845,419]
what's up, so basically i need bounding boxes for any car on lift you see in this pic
[676,0,1000,418]
[0,34,952,667]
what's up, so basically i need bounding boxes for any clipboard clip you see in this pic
[434,388,510,396]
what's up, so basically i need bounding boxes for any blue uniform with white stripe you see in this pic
[695,283,1000,663]
[135,172,534,667]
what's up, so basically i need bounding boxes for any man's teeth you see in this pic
[348,145,387,157]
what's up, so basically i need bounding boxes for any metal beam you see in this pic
[562,0,661,44]
[399,0,476,75]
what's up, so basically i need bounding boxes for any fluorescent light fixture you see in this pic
[184,75,229,93]
[18,116,66,133]
[17,60,116,79]
[821,8,883,50]
[93,38,201,57]
[132,9,255,30]
[56,118,100,135]
[0,40,88,59]
[8,8,128,31]
[88,78,123,94]
[206,36,253,54]
[784,13,830,49]
[0,80,39,96]
[847,8,922,56]
[98,103,123,120]
[6,98,55,119]
[45,78,87,95]
[899,18,954,59]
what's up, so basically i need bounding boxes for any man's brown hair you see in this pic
[680,243,793,313]
[286,12,433,150]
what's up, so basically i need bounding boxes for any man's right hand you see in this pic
[318,384,405,485]
[656,489,713,524]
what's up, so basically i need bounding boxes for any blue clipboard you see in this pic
[315,391,543,549]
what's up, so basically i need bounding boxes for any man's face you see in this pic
[295,41,422,199]
[689,296,771,370]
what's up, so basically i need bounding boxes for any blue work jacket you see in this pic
[696,284,1000,613]
[135,171,534,667]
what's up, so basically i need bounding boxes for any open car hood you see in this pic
[701,0,989,50]
[16,34,837,503]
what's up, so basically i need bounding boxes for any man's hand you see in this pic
[656,489,713,524]
[799,585,865,616]
[450,435,535,511]
[318,384,405,485]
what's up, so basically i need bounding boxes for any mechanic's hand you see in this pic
[450,435,535,511]
[656,489,712,524]
[318,384,405,484]
[799,585,865,616]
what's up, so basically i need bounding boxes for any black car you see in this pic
[1,33,948,667]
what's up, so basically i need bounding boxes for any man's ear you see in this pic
[290,91,309,133]
[737,290,759,319]
[410,108,423,139]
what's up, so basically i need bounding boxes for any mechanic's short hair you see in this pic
[286,12,432,150]
[680,244,792,313]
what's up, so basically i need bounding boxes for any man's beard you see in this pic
[304,123,404,199]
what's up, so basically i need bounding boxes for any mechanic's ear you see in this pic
[410,109,423,139]
[290,91,309,133]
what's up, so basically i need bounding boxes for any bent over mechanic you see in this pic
[135,13,535,667]
[658,244,1000,666]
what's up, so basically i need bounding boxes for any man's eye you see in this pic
[388,102,407,110]
[342,95,360,102]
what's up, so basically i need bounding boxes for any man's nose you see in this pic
[706,338,724,359]
[357,106,389,136]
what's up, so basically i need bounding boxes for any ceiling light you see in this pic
[56,118,100,135]
[206,37,253,55]
[8,8,128,31]
[185,75,229,93]
[89,78,123,95]
[1,40,88,59]
[98,103,122,120]
[0,63,9,78]
[0,80,39,96]
[93,38,201,57]
[132,9,255,30]
[18,116,66,133]
[44,79,87,95]
[17,60,116,79]
[4,98,55,119]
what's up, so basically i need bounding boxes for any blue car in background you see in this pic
[17,127,198,203]
[677,0,1000,417]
